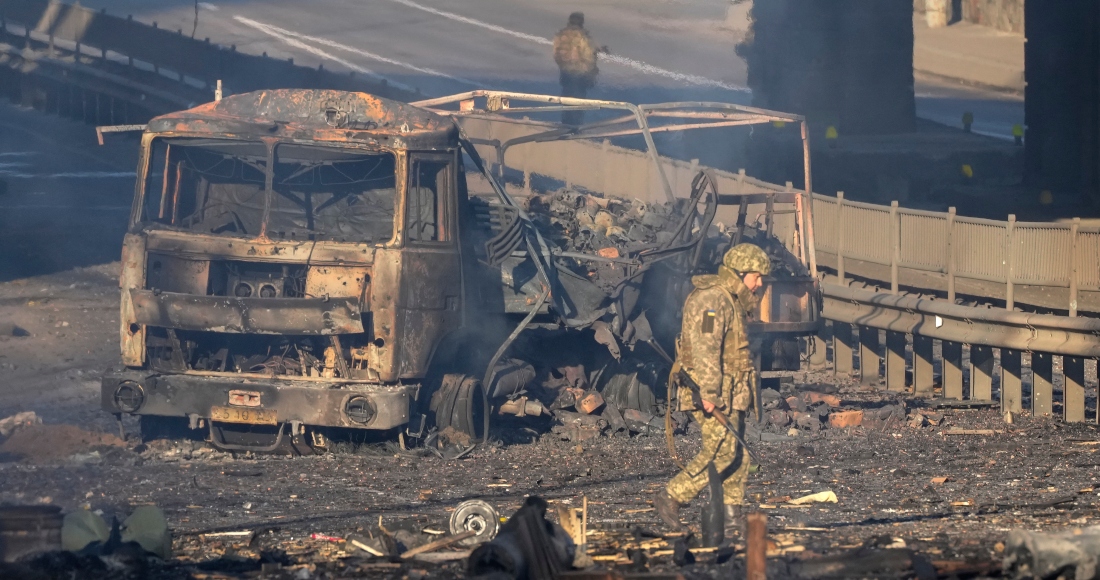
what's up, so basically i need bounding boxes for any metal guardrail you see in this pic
[812,195,1099,425]
[813,192,1100,315]
[821,283,1099,422]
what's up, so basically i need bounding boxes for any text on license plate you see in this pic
[210,405,277,425]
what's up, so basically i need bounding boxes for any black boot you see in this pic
[724,504,745,537]
[654,490,682,530]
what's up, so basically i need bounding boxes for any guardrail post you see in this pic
[734,170,748,244]
[1001,348,1023,414]
[1006,214,1016,310]
[1032,352,1053,416]
[942,341,963,399]
[836,191,846,285]
[1064,356,1085,423]
[970,345,994,400]
[859,326,881,385]
[913,335,934,396]
[1069,217,1080,317]
[832,322,853,376]
[890,201,899,294]
[946,207,956,302]
[885,331,906,391]
[767,186,781,239]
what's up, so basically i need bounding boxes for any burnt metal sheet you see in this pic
[147,89,456,150]
[101,370,412,430]
[130,289,364,334]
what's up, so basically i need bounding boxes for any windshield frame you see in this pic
[131,134,406,246]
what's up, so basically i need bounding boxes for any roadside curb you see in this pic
[914,69,1024,97]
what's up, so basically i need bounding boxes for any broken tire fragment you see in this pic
[430,374,489,444]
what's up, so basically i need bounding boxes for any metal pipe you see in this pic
[800,120,817,278]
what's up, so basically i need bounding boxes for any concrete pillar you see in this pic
[925,0,949,28]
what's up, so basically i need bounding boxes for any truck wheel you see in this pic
[430,374,489,444]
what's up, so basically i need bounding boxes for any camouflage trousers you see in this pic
[666,410,748,505]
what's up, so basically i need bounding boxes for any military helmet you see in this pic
[723,243,771,276]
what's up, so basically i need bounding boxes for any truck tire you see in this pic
[430,374,489,444]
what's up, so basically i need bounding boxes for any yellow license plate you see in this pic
[210,405,277,425]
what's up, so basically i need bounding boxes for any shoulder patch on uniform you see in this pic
[691,274,720,289]
[702,309,716,334]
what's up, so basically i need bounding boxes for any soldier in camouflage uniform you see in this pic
[552,12,607,125]
[654,243,771,532]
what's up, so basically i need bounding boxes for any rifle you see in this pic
[676,369,758,463]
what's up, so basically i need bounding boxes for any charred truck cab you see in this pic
[101,90,474,449]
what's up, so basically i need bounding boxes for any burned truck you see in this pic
[98,89,820,451]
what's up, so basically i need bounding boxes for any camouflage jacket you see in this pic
[553,26,598,79]
[675,266,758,412]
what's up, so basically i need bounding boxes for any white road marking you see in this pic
[0,162,30,169]
[0,152,37,157]
[384,0,749,92]
[233,16,480,87]
[0,171,136,178]
[230,17,414,92]
[199,2,219,11]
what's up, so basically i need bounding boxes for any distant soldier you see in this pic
[553,12,607,125]
[654,243,770,534]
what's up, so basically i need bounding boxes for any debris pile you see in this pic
[520,188,804,279]
[488,345,670,442]
[525,190,680,259]
[756,386,931,434]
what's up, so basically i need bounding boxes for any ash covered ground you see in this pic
[2,264,1100,579]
